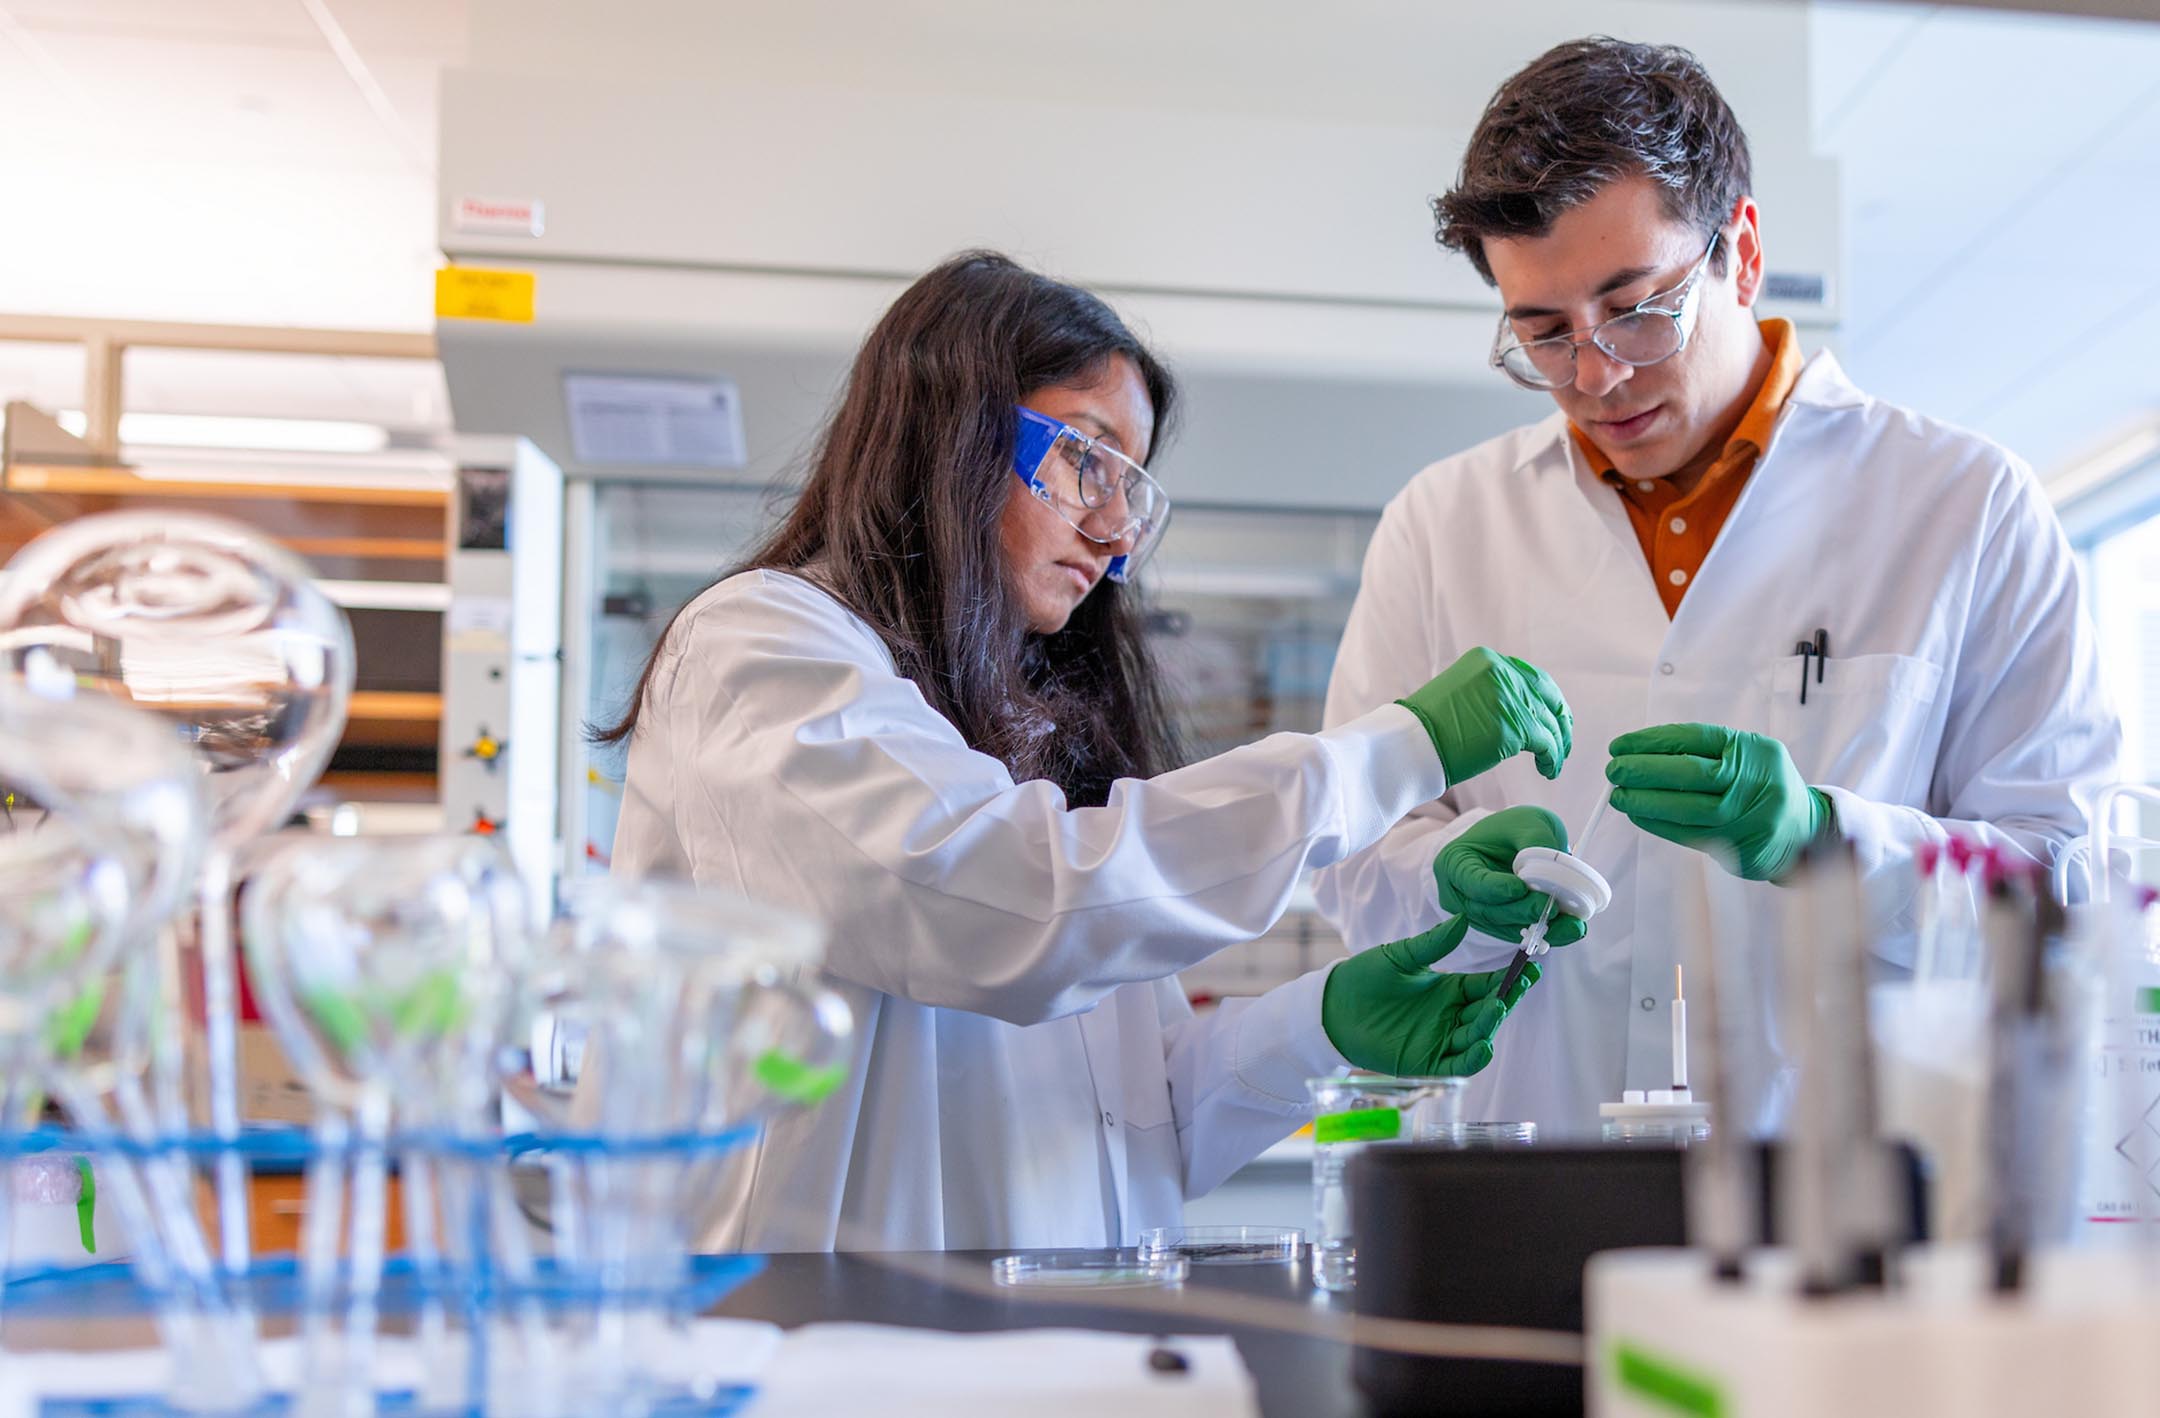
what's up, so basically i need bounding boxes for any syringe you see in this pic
[1498,793,1615,998]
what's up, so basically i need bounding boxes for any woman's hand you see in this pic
[1319,916,1539,1077]
[1396,647,1573,784]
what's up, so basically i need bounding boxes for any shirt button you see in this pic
[1636,480,1655,492]
[1660,662,1675,676]
[1640,996,1657,1011]
[1668,568,1688,587]
[1102,1110,1116,1128]
[1669,517,1687,535]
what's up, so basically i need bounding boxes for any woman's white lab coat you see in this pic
[610,568,1449,1251]
[1311,350,2121,1136]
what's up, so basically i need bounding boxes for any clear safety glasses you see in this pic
[1011,406,1171,583]
[1489,233,1723,392]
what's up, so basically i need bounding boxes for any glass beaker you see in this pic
[1306,1074,1465,1292]
[502,878,852,1418]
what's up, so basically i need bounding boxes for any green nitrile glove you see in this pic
[1605,723,1834,883]
[1396,647,1574,785]
[1320,916,1540,1077]
[1432,807,1590,947]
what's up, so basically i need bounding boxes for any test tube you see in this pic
[1670,965,1688,1095]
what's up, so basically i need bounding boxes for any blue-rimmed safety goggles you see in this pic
[1011,406,1170,583]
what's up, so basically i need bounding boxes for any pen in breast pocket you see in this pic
[1796,627,1829,705]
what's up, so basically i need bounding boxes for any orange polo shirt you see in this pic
[1569,319,1804,618]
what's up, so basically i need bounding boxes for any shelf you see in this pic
[314,770,438,801]
[0,461,448,584]
[348,691,442,723]
[3,463,446,506]
[0,453,453,774]
[345,691,442,752]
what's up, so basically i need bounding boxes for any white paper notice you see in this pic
[564,372,746,469]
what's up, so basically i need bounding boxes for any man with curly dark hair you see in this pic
[1313,38,2119,1136]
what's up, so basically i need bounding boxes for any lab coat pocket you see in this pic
[1756,652,1944,799]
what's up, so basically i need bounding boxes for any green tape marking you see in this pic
[301,986,370,1056]
[75,1158,96,1255]
[2136,987,2160,1015]
[55,909,93,962]
[1313,1106,1402,1145]
[46,977,105,1060]
[753,1049,847,1105]
[302,969,471,1060]
[389,969,469,1039]
[1612,1342,1724,1418]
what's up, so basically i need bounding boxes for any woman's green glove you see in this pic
[1433,806,1589,947]
[1606,723,1833,883]
[1396,647,1573,784]
[1320,916,1539,1078]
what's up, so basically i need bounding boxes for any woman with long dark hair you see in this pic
[600,252,1576,1250]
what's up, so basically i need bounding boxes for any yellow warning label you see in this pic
[435,266,535,323]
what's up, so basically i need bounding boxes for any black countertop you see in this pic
[712,1249,1368,1418]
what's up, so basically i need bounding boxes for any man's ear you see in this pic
[1728,195,1765,308]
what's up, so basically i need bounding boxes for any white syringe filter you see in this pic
[1511,846,1613,920]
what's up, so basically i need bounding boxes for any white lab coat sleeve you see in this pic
[1822,461,2122,927]
[1309,490,1496,951]
[1155,967,1346,1199]
[660,574,1449,1027]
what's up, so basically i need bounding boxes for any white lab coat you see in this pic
[610,568,1450,1251]
[1312,350,2121,1136]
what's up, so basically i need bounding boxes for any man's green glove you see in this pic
[1432,807,1590,947]
[1320,916,1539,1077]
[1605,723,1834,883]
[1397,647,1573,784]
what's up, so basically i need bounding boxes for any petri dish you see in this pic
[1421,1121,1540,1147]
[991,1252,1190,1289]
[1139,1225,1304,1265]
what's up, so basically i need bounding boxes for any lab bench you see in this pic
[5,1247,1539,1415]
[712,1248,1369,1418]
